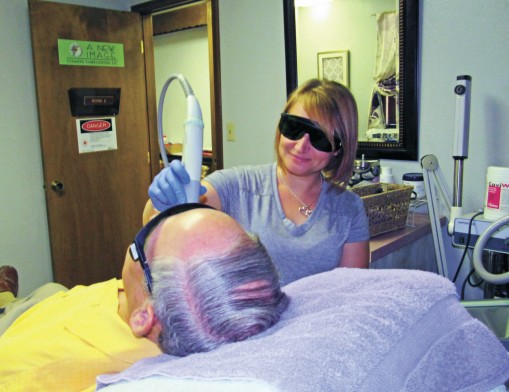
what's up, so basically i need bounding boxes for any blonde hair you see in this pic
[275,79,358,191]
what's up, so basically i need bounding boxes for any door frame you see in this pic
[132,0,223,176]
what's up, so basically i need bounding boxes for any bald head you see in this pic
[147,208,248,262]
[142,206,289,357]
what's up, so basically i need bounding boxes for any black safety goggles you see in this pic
[278,113,342,153]
[129,203,215,294]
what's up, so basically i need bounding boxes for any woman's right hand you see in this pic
[149,160,206,211]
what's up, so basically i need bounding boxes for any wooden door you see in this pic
[29,0,152,287]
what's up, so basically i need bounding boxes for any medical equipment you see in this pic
[157,74,204,203]
[471,215,509,284]
[453,214,509,253]
[451,75,472,229]
[423,75,509,289]
[421,154,451,276]
[421,75,472,276]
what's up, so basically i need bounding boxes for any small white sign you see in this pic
[76,117,118,153]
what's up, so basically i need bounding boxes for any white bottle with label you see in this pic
[484,166,509,221]
[402,172,425,199]
[380,166,395,184]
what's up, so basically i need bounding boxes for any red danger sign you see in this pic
[80,119,112,132]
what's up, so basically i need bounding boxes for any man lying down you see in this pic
[0,204,289,392]
[96,267,509,390]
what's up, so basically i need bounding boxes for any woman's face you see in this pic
[278,102,331,176]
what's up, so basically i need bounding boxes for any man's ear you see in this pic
[129,301,158,337]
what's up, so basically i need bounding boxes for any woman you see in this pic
[146,79,370,285]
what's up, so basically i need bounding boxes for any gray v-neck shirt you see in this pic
[205,163,369,285]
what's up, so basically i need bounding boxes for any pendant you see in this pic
[298,205,313,218]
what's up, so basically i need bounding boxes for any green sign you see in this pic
[58,39,125,67]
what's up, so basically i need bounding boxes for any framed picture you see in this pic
[317,50,349,87]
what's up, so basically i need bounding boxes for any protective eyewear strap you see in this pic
[130,203,215,294]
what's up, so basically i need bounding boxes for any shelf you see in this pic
[370,212,445,263]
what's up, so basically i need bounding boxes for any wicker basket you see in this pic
[351,183,414,237]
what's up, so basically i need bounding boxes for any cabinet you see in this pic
[369,213,445,272]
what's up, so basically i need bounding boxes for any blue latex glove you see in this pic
[148,160,207,211]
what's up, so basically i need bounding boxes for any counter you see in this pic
[369,213,445,272]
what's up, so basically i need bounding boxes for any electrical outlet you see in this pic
[226,122,236,141]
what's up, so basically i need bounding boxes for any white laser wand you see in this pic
[157,74,204,203]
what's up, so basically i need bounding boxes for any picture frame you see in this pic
[317,50,349,87]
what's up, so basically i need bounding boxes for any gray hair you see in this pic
[150,234,289,357]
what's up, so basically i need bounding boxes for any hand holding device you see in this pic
[156,74,204,203]
[148,160,206,211]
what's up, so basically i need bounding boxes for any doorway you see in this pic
[153,27,212,159]
[133,0,223,174]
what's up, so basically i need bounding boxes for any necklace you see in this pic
[279,169,323,218]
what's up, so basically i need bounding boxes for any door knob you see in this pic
[51,180,65,194]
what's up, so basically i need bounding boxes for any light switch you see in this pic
[226,122,236,141]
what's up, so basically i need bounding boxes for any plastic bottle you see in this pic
[380,166,395,183]
[484,166,509,221]
[402,172,425,199]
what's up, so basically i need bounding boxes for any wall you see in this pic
[153,27,213,150]
[2,0,508,298]
[218,0,287,168]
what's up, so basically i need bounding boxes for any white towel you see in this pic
[97,269,509,391]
